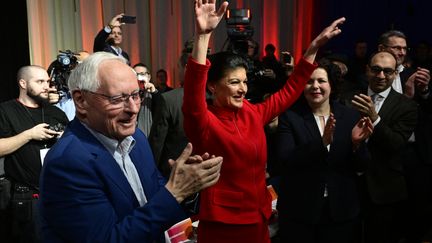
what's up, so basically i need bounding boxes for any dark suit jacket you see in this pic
[365,88,418,204]
[276,99,369,224]
[39,119,187,242]
[400,67,432,164]
[148,88,188,178]
[93,28,130,64]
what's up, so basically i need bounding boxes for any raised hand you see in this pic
[194,0,229,35]
[312,17,345,48]
[109,13,124,28]
[304,17,346,63]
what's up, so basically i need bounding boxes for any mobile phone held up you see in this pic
[282,53,292,63]
[120,15,136,24]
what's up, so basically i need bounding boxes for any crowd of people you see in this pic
[0,0,431,242]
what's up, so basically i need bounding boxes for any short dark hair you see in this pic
[265,43,276,53]
[156,69,167,76]
[207,52,248,84]
[317,58,343,100]
[378,30,407,46]
[133,63,149,69]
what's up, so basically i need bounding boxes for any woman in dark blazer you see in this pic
[275,59,373,243]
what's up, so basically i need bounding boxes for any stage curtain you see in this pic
[26,0,310,87]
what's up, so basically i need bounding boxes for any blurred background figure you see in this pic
[148,40,191,178]
[155,69,173,93]
[133,63,159,137]
[93,13,130,65]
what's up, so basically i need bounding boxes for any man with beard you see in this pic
[0,65,68,242]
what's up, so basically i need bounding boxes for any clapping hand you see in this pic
[165,143,222,203]
[352,117,373,150]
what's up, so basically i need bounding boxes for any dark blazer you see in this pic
[93,28,130,64]
[399,67,432,164]
[39,118,187,242]
[276,99,369,224]
[148,88,188,178]
[365,88,418,204]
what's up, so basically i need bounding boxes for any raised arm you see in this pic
[191,0,229,64]
[303,17,346,64]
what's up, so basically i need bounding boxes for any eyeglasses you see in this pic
[85,90,143,106]
[369,65,396,77]
[136,72,150,76]
[384,45,410,52]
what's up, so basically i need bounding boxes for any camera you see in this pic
[224,9,269,103]
[120,15,136,24]
[48,123,65,132]
[48,50,79,98]
[282,53,292,64]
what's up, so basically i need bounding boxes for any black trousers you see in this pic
[6,183,40,243]
[279,198,361,243]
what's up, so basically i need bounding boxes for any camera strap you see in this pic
[17,99,45,124]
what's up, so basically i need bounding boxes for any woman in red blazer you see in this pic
[183,1,346,242]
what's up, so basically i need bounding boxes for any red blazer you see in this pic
[183,57,316,224]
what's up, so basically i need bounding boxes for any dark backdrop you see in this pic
[2,0,431,102]
[313,0,432,58]
[2,0,29,102]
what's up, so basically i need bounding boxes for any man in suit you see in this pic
[378,30,432,242]
[93,13,130,65]
[39,52,223,242]
[352,51,418,243]
[148,50,190,178]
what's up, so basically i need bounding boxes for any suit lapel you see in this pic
[69,119,138,204]
[379,89,398,120]
[300,105,321,140]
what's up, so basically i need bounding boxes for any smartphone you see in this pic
[120,15,136,24]
[282,53,292,63]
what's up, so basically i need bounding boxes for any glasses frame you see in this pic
[136,72,150,76]
[369,65,396,77]
[84,89,143,106]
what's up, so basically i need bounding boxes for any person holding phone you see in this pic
[93,13,131,65]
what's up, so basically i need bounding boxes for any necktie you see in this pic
[372,94,384,112]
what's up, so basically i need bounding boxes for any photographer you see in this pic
[48,50,84,121]
[224,10,286,103]
[0,65,68,242]
[93,13,130,65]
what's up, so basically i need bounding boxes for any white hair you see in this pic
[68,52,127,92]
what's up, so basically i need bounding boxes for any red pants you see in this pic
[197,220,270,243]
